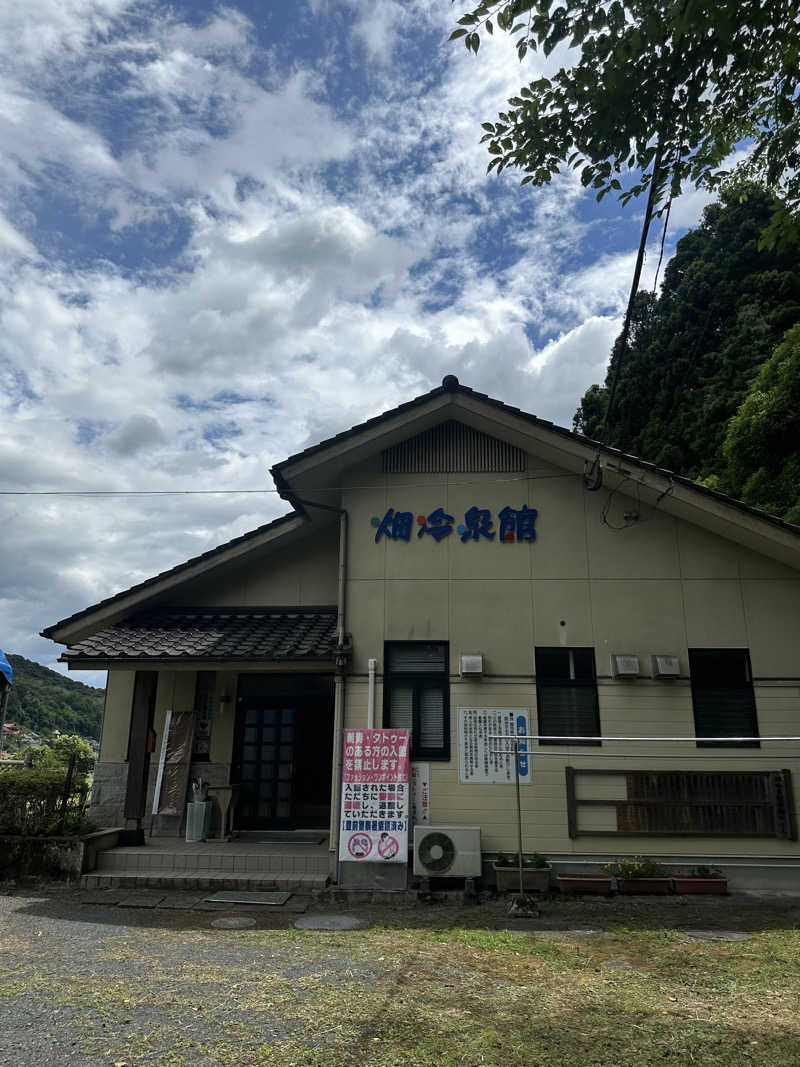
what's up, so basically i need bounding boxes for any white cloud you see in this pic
[0,0,669,680]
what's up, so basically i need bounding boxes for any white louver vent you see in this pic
[382,420,526,473]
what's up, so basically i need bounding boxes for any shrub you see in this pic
[0,765,90,836]
[603,856,668,879]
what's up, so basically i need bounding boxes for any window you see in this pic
[689,649,759,747]
[383,642,450,760]
[535,647,600,745]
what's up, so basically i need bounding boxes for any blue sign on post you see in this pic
[516,714,529,777]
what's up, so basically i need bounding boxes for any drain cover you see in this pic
[211,916,256,929]
[294,915,361,931]
[204,891,290,906]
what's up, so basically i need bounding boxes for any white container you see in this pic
[185,800,210,842]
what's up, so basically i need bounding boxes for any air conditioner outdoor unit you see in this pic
[651,654,681,679]
[413,825,482,878]
[611,653,640,678]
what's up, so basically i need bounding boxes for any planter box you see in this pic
[0,828,121,881]
[494,863,552,893]
[616,877,672,894]
[672,877,728,895]
[557,874,614,894]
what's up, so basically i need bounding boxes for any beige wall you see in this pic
[340,449,800,856]
[168,523,339,607]
[95,438,800,856]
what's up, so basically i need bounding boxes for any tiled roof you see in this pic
[61,608,339,663]
[271,375,800,538]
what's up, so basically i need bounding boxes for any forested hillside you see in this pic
[574,189,800,523]
[4,655,104,740]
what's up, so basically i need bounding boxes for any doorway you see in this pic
[232,674,334,829]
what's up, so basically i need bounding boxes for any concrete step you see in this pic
[82,871,328,891]
[95,848,329,876]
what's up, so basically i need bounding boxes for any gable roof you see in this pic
[44,375,800,647]
[41,512,305,642]
[273,374,799,540]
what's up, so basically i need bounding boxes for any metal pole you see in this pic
[514,737,524,899]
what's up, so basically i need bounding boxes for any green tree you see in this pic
[573,189,800,521]
[723,324,800,523]
[453,1,800,226]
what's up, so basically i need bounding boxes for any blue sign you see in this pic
[516,714,529,777]
[0,649,12,686]
[372,506,537,544]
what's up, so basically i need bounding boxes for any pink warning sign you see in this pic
[339,728,410,864]
[341,728,410,784]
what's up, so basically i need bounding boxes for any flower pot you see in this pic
[672,877,728,895]
[616,877,672,894]
[556,874,614,894]
[493,863,552,893]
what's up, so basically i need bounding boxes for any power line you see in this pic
[0,472,574,497]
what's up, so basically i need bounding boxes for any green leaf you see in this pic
[449,28,469,40]
[481,122,495,132]
[486,19,493,35]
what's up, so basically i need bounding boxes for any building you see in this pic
[42,376,800,887]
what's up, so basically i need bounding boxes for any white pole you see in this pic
[367,658,377,729]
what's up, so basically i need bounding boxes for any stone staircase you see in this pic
[82,837,331,891]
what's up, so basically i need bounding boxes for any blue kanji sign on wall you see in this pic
[372,506,537,544]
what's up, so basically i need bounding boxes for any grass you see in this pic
[0,895,799,1066]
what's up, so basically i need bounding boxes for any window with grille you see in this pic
[383,642,450,760]
[535,647,600,745]
[689,649,759,747]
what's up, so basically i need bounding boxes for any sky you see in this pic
[0,0,718,689]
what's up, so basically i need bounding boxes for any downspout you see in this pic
[290,497,349,881]
[367,658,377,729]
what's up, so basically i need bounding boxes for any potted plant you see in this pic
[493,851,552,893]
[672,865,728,895]
[556,871,614,894]
[604,856,671,894]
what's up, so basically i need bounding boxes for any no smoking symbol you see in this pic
[377,834,399,860]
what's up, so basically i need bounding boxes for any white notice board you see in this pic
[458,707,532,785]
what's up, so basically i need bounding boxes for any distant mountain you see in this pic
[3,655,104,741]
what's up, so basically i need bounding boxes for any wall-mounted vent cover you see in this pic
[382,420,526,473]
[651,654,681,679]
[459,653,484,678]
[611,654,640,678]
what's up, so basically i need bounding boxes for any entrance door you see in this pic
[233,675,334,829]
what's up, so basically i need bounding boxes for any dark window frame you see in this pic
[689,648,760,748]
[382,641,451,761]
[535,646,601,746]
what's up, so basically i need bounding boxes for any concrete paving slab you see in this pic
[156,896,203,910]
[680,929,753,942]
[78,892,122,906]
[117,894,165,909]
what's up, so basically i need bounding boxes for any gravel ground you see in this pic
[1,884,799,1067]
